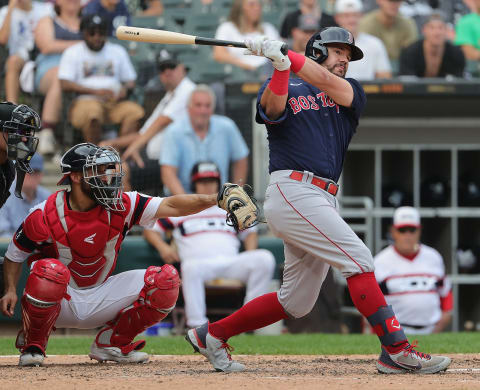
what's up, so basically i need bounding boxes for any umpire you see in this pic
[0,102,41,298]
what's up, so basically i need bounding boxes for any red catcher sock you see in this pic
[347,272,408,353]
[209,292,288,341]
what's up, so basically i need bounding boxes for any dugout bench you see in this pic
[0,235,285,327]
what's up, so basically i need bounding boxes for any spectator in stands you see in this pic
[58,13,144,144]
[359,0,418,63]
[0,0,53,103]
[160,84,249,195]
[34,0,82,157]
[144,161,275,328]
[334,0,392,80]
[280,0,335,40]
[117,51,195,192]
[213,0,279,74]
[82,0,130,37]
[290,14,321,54]
[0,153,50,238]
[399,12,465,78]
[454,0,480,63]
[374,206,453,334]
[139,0,162,16]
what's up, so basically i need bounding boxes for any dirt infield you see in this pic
[1,354,479,390]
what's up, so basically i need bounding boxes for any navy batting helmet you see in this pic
[191,161,220,192]
[305,27,363,64]
[58,143,125,211]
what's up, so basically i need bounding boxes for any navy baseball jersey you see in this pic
[256,77,366,182]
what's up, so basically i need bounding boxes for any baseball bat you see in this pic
[116,26,288,55]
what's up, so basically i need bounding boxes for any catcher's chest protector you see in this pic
[43,191,127,289]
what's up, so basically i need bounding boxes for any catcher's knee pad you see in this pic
[18,259,70,354]
[95,265,180,353]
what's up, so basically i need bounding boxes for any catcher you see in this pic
[144,161,274,328]
[0,143,259,366]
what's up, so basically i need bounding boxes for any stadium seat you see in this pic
[183,13,223,37]
[130,15,182,32]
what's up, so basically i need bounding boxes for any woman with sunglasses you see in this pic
[373,206,453,335]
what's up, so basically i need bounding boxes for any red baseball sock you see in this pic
[347,272,408,354]
[208,292,288,341]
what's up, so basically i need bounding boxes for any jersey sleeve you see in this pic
[125,191,163,229]
[117,45,137,82]
[57,46,78,82]
[226,118,249,161]
[345,78,367,121]
[255,79,289,125]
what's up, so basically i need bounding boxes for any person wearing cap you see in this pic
[280,0,335,40]
[144,161,275,329]
[159,84,249,195]
[373,206,453,334]
[359,0,418,63]
[119,50,196,171]
[399,12,465,78]
[290,14,321,54]
[334,0,392,80]
[58,13,144,145]
[82,0,130,37]
[0,153,51,238]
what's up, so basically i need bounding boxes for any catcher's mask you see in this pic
[0,102,40,173]
[58,143,125,211]
[305,27,363,65]
[190,161,220,192]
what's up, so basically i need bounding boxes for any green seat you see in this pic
[183,13,223,37]
[130,15,182,32]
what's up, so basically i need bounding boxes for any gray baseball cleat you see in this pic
[377,344,451,374]
[185,322,245,372]
[88,341,149,363]
[19,347,44,367]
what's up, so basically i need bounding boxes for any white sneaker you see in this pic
[88,341,149,364]
[37,128,56,156]
[377,343,451,374]
[19,348,44,367]
[185,322,245,373]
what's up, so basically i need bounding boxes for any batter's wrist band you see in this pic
[288,50,306,73]
[268,68,290,96]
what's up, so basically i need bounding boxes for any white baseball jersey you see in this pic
[374,244,452,328]
[152,205,253,261]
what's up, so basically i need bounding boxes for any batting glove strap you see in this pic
[263,39,291,71]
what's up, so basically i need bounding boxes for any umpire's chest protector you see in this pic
[42,190,127,289]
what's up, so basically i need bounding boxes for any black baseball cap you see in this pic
[157,49,180,72]
[80,14,108,33]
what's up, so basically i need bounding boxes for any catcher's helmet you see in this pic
[305,27,363,64]
[58,143,125,211]
[0,102,40,173]
[191,161,220,192]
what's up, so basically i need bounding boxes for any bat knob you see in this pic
[280,43,288,55]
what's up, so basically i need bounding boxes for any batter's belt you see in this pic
[289,171,339,196]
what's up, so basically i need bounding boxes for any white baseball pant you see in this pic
[264,170,374,319]
[181,250,276,327]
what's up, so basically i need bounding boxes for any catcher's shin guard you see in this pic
[17,259,70,355]
[94,265,180,354]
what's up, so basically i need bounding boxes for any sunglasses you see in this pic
[397,226,418,234]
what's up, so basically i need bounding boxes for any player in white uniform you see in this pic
[144,162,275,328]
[0,143,219,367]
[374,206,452,334]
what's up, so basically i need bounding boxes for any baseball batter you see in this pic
[374,206,453,334]
[0,142,219,366]
[185,27,451,374]
[145,162,275,328]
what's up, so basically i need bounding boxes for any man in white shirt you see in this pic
[58,13,144,144]
[0,0,53,102]
[374,207,453,334]
[144,162,275,328]
[334,0,392,80]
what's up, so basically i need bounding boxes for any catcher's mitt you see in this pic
[217,183,259,231]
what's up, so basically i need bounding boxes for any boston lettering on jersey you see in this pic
[256,77,367,182]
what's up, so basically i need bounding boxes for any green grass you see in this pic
[0,332,478,355]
